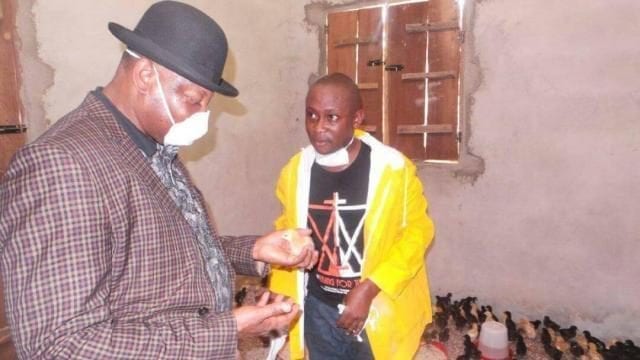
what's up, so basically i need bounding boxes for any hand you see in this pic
[336,279,380,335]
[252,229,318,270]
[234,291,300,338]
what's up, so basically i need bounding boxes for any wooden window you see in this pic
[326,0,461,161]
[0,1,21,358]
[0,0,25,176]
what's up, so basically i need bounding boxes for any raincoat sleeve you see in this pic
[368,161,434,299]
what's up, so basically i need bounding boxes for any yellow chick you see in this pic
[517,318,537,339]
[587,343,603,360]
[554,335,570,353]
[282,229,312,256]
[466,322,479,342]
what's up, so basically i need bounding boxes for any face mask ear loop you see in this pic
[152,64,176,125]
[125,48,141,59]
[346,136,355,149]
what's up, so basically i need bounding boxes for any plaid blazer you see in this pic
[0,93,261,359]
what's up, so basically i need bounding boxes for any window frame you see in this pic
[322,0,464,163]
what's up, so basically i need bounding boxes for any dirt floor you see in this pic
[238,327,558,360]
[236,279,639,359]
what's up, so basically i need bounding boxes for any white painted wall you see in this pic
[425,0,640,341]
[15,0,640,342]
[20,0,317,234]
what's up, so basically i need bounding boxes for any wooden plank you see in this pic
[356,36,380,45]
[402,71,456,81]
[333,37,358,47]
[405,20,458,33]
[425,0,460,161]
[357,82,379,90]
[397,124,453,134]
[0,6,21,128]
[333,35,380,47]
[357,7,383,142]
[0,0,25,177]
[0,133,24,175]
[0,336,16,360]
[0,327,9,345]
[0,3,23,357]
[0,131,25,175]
[386,2,428,159]
[0,277,16,360]
[327,11,357,79]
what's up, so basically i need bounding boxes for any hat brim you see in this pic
[109,22,238,97]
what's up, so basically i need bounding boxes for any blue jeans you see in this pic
[304,294,374,360]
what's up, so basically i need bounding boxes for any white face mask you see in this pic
[152,64,210,146]
[314,137,354,167]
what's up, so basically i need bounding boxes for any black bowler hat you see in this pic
[108,1,238,97]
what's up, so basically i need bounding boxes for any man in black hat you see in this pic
[0,1,317,358]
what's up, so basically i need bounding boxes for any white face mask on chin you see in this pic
[153,65,210,147]
[314,137,354,167]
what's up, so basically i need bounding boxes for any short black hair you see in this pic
[310,73,363,113]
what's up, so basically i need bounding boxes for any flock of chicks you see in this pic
[234,285,640,360]
[422,293,640,360]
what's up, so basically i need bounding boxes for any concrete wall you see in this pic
[425,0,640,341]
[14,0,640,341]
[17,0,317,233]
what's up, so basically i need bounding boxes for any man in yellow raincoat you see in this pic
[269,73,435,359]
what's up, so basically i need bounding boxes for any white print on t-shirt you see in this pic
[308,192,366,282]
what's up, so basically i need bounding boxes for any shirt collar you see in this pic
[92,87,158,157]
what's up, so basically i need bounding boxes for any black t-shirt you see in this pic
[306,143,371,306]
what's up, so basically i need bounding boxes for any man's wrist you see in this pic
[361,278,381,298]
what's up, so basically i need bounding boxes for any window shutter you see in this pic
[327,11,357,79]
[326,1,461,161]
[387,2,429,159]
[0,0,25,177]
[355,7,383,140]
[328,9,383,141]
[424,0,460,161]
[0,3,23,357]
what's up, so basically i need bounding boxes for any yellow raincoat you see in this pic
[269,130,434,359]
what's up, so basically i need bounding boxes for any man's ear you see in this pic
[353,108,365,128]
[131,58,155,94]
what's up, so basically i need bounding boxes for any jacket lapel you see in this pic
[85,94,181,214]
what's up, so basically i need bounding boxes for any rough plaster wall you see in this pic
[425,0,640,341]
[18,0,640,342]
[14,0,50,142]
[21,0,317,235]
[179,1,318,234]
